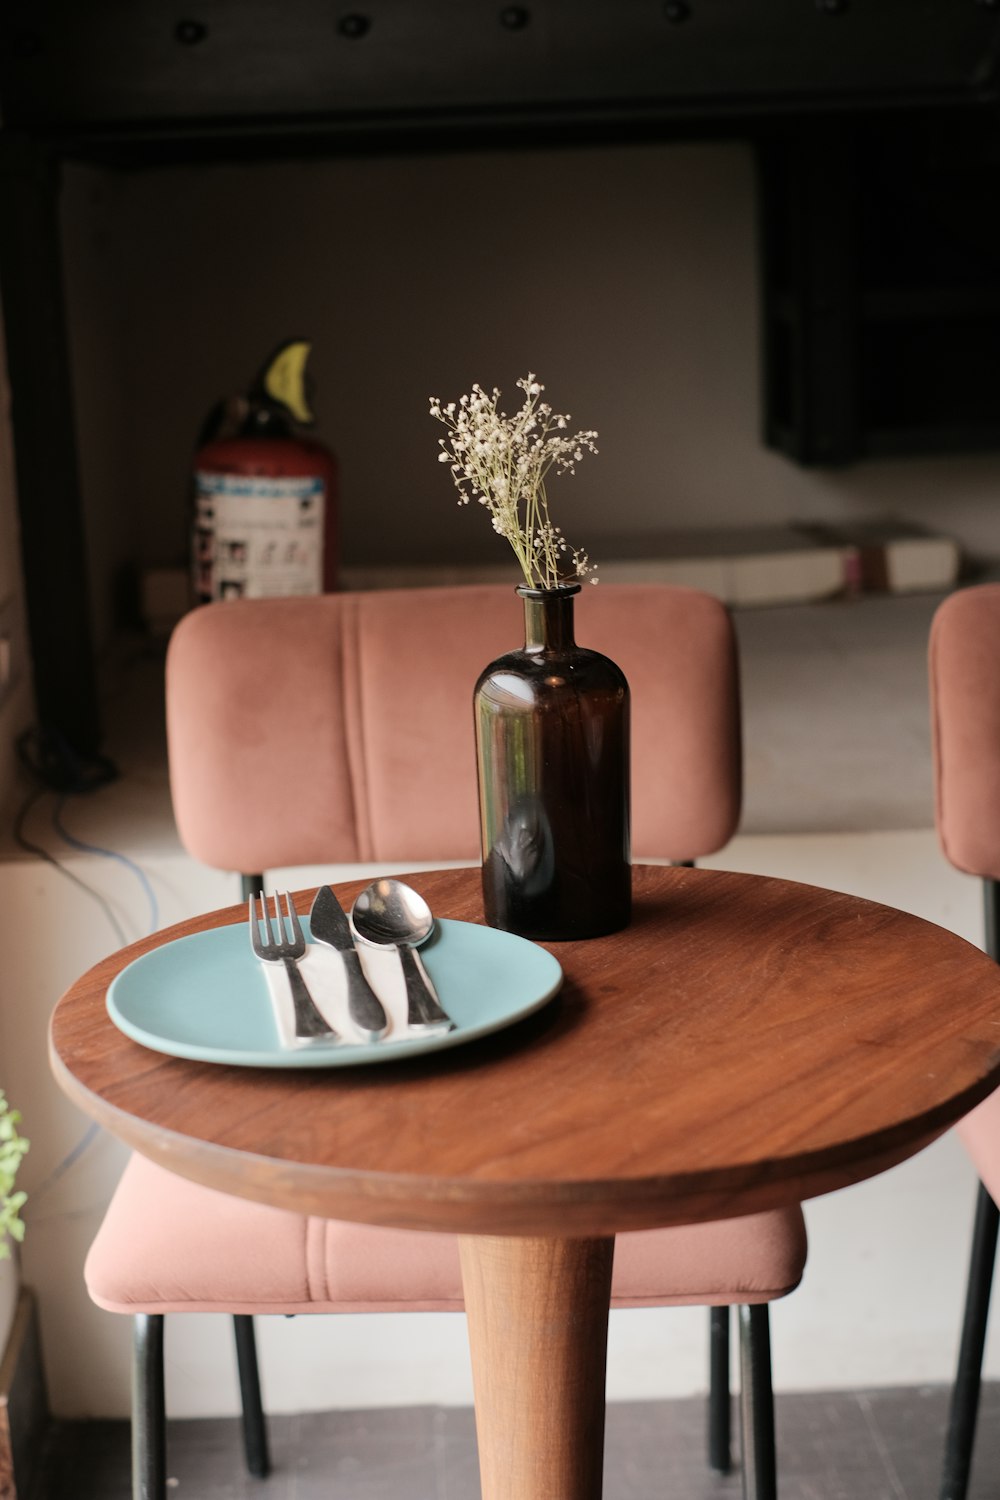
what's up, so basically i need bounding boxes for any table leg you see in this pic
[458,1234,615,1500]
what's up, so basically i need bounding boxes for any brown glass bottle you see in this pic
[474,584,631,939]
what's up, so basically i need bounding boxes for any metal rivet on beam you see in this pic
[175,19,208,44]
[337,13,371,37]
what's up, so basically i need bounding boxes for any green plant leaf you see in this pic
[0,1091,29,1255]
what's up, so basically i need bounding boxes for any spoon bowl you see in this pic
[351,878,434,950]
[351,880,453,1033]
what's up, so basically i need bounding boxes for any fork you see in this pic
[249,891,340,1045]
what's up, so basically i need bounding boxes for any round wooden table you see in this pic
[49,865,1000,1499]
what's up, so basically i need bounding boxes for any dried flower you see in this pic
[429,374,599,588]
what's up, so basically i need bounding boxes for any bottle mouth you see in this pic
[515,582,582,599]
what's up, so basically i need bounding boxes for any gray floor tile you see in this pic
[605,1399,742,1498]
[775,1391,905,1500]
[858,1385,949,1500]
[287,1408,442,1499]
[34,1385,1000,1500]
[434,1407,481,1500]
[863,1382,1000,1500]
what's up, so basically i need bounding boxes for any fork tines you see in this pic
[248,891,305,959]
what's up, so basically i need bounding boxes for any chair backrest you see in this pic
[165,583,742,873]
[929,583,1000,881]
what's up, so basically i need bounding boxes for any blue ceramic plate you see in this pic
[106,917,563,1068]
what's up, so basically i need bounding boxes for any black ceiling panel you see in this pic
[1,0,999,155]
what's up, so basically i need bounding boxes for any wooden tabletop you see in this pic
[49,864,1000,1237]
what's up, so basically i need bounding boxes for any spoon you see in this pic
[350,879,455,1033]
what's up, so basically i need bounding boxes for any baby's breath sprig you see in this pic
[429,374,599,588]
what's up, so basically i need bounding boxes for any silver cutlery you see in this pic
[351,879,455,1034]
[308,886,390,1043]
[249,891,340,1045]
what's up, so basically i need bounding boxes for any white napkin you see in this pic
[262,941,422,1048]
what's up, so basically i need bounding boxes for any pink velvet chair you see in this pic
[930,582,1000,1500]
[85,583,807,1499]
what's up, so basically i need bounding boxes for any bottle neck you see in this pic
[518,584,580,652]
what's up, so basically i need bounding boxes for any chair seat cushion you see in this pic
[85,1155,806,1316]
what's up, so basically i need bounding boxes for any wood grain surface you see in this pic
[459,1234,614,1500]
[49,865,1000,1236]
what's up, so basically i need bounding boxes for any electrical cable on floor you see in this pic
[52,795,160,934]
[12,729,160,1220]
[13,786,128,947]
[11,787,119,1218]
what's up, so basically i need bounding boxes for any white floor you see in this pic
[735,590,941,835]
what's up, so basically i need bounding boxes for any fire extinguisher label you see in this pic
[193,472,325,602]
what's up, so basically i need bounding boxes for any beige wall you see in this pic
[57,140,1000,648]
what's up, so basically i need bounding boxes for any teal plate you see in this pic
[107,917,563,1068]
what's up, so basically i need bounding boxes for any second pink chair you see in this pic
[930,582,1000,1500]
[85,583,807,1499]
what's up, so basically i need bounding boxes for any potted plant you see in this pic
[0,1091,29,1260]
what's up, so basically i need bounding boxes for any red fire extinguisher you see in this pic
[192,339,338,603]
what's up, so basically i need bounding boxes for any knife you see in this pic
[308,886,390,1042]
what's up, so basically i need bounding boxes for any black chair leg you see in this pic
[708,1305,732,1472]
[133,1314,166,1500]
[941,1180,1000,1500]
[233,1314,271,1478]
[738,1304,777,1500]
